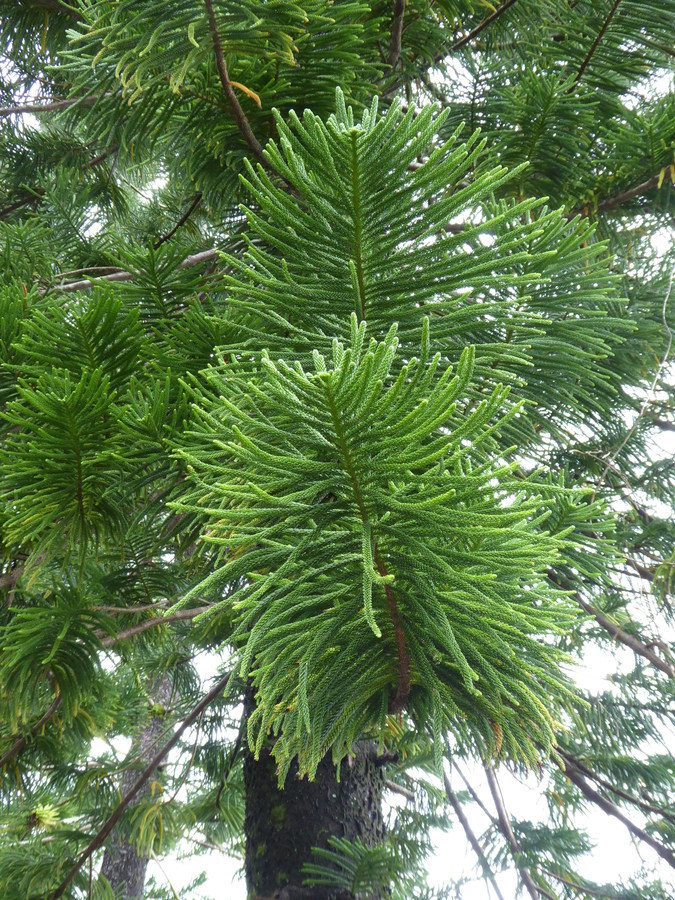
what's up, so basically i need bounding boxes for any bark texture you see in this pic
[100,674,173,899]
[244,740,386,899]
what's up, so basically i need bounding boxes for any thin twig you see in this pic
[443,770,506,900]
[484,765,553,900]
[0,694,63,769]
[203,0,267,168]
[50,670,232,898]
[562,759,675,868]
[153,192,203,249]
[452,760,496,821]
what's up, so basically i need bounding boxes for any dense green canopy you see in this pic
[0,1,673,897]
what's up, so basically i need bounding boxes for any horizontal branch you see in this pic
[51,669,232,898]
[563,760,675,868]
[0,96,98,118]
[46,247,218,293]
[99,607,206,648]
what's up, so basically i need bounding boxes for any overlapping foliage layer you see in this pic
[0,1,673,897]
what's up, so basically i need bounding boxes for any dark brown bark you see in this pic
[243,689,386,899]
[99,675,173,900]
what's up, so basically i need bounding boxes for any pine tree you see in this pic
[0,2,673,898]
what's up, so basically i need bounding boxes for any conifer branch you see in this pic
[0,146,116,220]
[0,694,63,769]
[374,545,411,713]
[558,750,675,825]
[98,608,207,648]
[50,669,232,898]
[571,590,673,677]
[0,96,98,118]
[562,759,675,868]
[22,0,82,19]
[203,0,267,169]
[450,0,519,53]
[484,765,554,900]
[443,770,506,900]
[572,0,622,87]
[46,247,218,293]
[387,0,406,68]
[153,192,203,249]
[594,173,667,214]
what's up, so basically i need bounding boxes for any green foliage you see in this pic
[0,0,673,897]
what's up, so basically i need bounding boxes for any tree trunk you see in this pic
[243,739,386,899]
[100,674,173,899]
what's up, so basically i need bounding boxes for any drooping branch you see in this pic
[548,572,674,677]
[0,694,63,769]
[387,0,406,68]
[450,0,519,53]
[443,770,506,900]
[562,759,675,868]
[203,0,267,168]
[484,765,554,900]
[51,669,232,898]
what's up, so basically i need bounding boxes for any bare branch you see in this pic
[0,96,98,118]
[484,765,554,900]
[203,0,267,168]
[385,778,415,802]
[443,770,506,900]
[0,694,63,769]
[51,670,232,898]
[562,759,675,868]
[387,0,406,68]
